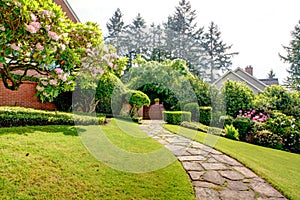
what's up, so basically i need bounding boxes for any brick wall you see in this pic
[0,81,56,110]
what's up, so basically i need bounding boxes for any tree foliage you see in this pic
[222,80,255,117]
[202,22,238,82]
[0,0,102,91]
[280,20,300,91]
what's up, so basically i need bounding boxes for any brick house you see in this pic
[0,0,79,110]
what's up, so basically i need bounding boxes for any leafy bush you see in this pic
[264,112,300,153]
[222,80,254,117]
[163,111,191,125]
[183,103,199,121]
[199,106,212,125]
[0,107,106,127]
[253,85,300,120]
[219,115,233,128]
[233,117,251,141]
[253,130,283,149]
[96,72,127,115]
[125,90,150,117]
[225,124,239,140]
[54,91,72,112]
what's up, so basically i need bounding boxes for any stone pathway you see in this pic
[139,120,287,200]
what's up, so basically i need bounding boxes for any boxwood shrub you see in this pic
[199,106,212,126]
[0,107,106,127]
[163,111,191,125]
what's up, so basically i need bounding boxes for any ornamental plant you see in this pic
[237,109,269,123]
[0,0,103,101]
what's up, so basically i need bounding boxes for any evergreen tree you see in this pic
[202,22,238,82]
[267,69,276,78]
[105,8,126,55]
[164,0,206,77]
[280,20,300,91]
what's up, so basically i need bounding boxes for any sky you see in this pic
[67,0,300,83]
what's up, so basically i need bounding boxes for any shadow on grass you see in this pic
[0,125,82,136]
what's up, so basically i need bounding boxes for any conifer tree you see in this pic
[202,22,238,82]
[280,20,300,91]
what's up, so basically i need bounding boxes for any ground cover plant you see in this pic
[164,124,300,200]
[0,119,195,199]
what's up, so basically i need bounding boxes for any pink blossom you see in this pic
[36,43,44,51]
[0,26,5,31]
[11,43,21,51]
[55,68,64,74]
[40,10,50,17]
[25,24,37,33]
[36,85,44,92]
[45,25,51,31]
[30,22,41,30]
[0,62,3,68]
[47,31,60,41]
[49,79,58,86]
[58,74,68,82]
[59,43,66,51]
[41,80,48,86]
[30,14,38,22]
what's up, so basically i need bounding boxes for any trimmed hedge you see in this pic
[183,103,199,121]
[199,106,212,126]
[163,111,191,125]
[0,107,106,127]
[233,117,251,141]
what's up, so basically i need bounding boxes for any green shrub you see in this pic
[222,80,254,117]
[0,107,106,127]
[264,112,300,153]
[199,106,212,126]
[163,111,191,125]
[219,115,233,128]
[253,130,283,149]
[183,103,199,121]
[225,124,239,140]
[54,91,72,112]
[233,117,251,141]
[125,90,150,117]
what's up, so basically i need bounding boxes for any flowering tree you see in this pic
[0,0,102,100]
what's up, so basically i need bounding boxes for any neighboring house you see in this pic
[213,66,279,94]
[0,0,79,110]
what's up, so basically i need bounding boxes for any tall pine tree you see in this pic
[280,20,300,91]
[202,22,238,82]
[105,8,126,55]
[164,0,206,77]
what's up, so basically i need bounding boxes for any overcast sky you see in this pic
[67,0,300,83]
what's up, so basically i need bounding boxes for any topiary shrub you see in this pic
[183,103,199,121]
[125,90,150,117]
[199,106,212,126]
[163,111,191,125]
[225,124,239,140]
[233,117,251,141]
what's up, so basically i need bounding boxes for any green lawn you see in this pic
[0,119,195,199]
[164,124,300,200]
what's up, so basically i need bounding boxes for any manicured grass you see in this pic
[164,124,300,200]
[0,119,195,199]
